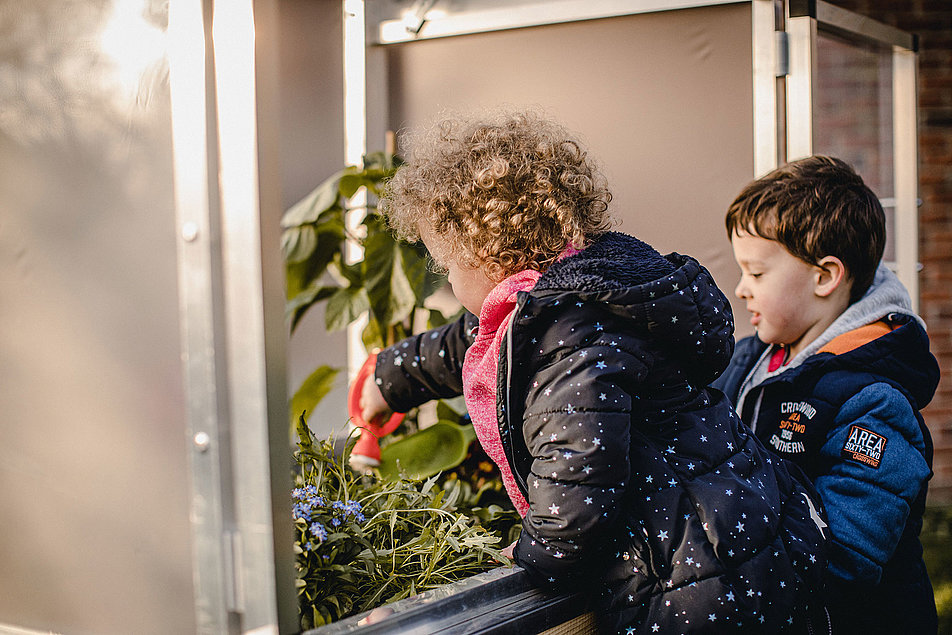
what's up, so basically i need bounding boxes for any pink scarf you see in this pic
[461,269,541,517]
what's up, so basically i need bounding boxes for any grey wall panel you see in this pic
[0,1,194,632]
[278,0,350,438]
[385,3,756,332]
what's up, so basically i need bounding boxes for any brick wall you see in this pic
[826,0,952,503]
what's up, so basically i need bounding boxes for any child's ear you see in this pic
[814,255,847,298]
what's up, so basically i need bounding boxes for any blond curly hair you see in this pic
[383,110,614,282]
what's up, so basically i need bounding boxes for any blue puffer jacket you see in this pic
[376,232,828,633]
[713,266,939,635]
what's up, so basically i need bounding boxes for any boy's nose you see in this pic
[734,280,747,299]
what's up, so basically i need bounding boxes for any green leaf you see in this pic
[325,286,369,332]
[401,240,447,306]
[281,171,345,228]
[339,173,376,199]
[295,412,314,452]
[424,307,449,330]
[435,399,463,422]
[285,261,311,301]
[290,366,341,426]
[378,423,477,480]
[281,225,317,263]
[360,314,385,352]
[316,605,333,626]
[324,594,341,613]
[363,220,416,328]
[362,151,403,173]
[287,284,338,334]
[334,259,364,287]
[285,217,347,298]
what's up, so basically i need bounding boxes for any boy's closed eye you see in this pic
[737,265,763,278]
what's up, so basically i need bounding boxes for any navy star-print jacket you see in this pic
[375,232,827,633]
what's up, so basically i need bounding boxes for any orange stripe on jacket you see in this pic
[817,320,898,356]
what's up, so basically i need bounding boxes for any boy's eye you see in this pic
[747,272,763,279]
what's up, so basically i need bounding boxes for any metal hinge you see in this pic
[776,30,790,77]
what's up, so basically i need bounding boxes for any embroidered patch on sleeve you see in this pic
[841,425,887,469]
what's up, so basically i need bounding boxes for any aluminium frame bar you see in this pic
[752,0,783,177]
[375,0,744,44]
[784,0,920,309]
[169,0,295,632]
[789,0,916,51]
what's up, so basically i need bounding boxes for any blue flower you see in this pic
[292,501,313,521]
[309,522,327,542]
[291,484,330,522]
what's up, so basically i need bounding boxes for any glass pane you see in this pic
[814,32,895,261]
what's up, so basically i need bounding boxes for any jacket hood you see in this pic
[792,264,925,364]
[736,265,938,411]
[533,231,736,384]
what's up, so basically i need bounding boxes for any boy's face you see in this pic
[419,224,497,316]
[730,229,834,357]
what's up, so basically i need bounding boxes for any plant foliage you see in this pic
[293,414,519,630]
[282,151,450,430]
[284,153,521,629]
[281,151,445,348]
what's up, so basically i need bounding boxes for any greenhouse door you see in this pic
[784,0,920,305]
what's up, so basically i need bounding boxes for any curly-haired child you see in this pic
[358,110,829,633]
[713,156,939,634]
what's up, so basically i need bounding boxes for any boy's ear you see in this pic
[814,255,847,298]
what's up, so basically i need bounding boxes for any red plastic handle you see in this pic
[348,353,404,446]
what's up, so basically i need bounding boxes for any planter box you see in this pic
[306,566,595,635]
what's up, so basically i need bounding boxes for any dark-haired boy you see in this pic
[714,155,939,634]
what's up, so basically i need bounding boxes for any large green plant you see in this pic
[283,155,521,628]
[280,152,448,423]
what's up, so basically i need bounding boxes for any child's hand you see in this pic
[359,371,390,424]
[500,540,516,560]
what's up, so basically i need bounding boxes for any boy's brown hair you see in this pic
[383,109,613,282]
[725,155,886,303]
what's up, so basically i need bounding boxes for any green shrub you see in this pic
[923,506,952,633]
